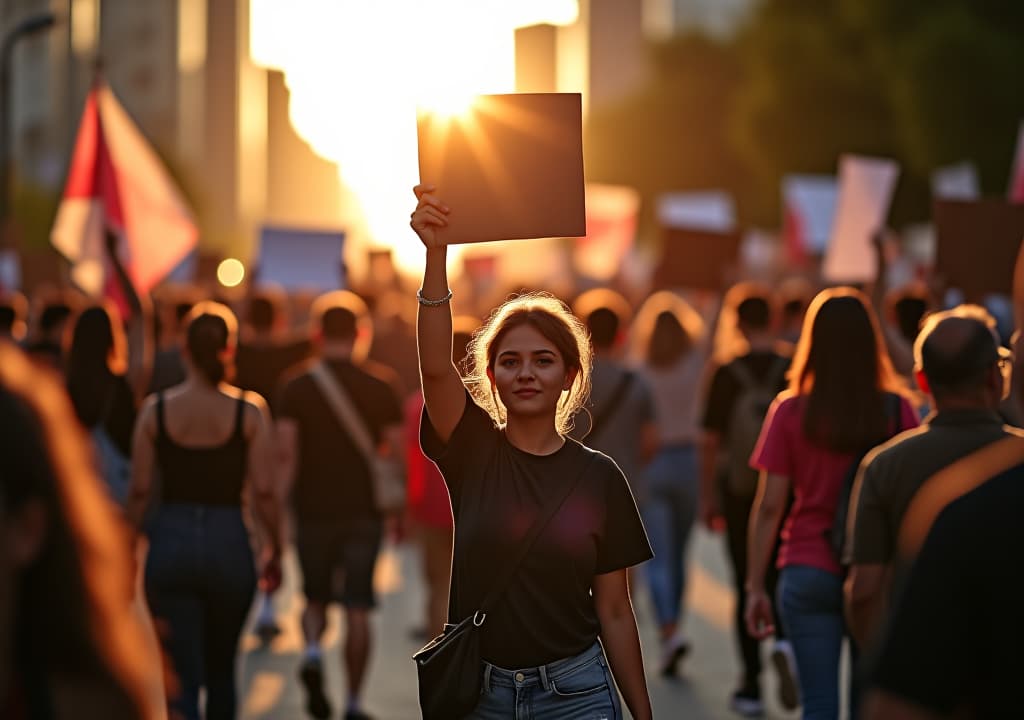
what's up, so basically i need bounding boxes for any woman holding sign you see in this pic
[411,184,653,719]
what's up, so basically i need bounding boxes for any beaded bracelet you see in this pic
[416,288,453,307]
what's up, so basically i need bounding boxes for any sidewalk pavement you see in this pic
[239,529,801,720]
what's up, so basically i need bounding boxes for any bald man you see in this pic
[843,305,1020,649]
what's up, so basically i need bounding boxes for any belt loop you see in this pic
[539,663,551,691]
[483,663,492,693]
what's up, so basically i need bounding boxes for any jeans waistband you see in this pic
[482,641,605,691]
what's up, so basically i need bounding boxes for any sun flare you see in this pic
[249,0,579,278]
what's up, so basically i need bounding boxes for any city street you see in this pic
[238,529,802,720]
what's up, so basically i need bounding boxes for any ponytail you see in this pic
[185,303,238,385]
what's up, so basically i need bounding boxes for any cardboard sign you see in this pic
[256,226,346,290]
[417,93,585,244]
[823,155,900,283]
[934,199,1024,300]
[652,227,742,292]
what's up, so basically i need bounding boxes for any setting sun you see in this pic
[249,0,579,276]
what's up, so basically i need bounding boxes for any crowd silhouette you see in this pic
[1,185,1022,720]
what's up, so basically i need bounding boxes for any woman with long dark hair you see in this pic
[629,291,707,674]
[0,342,160,719]
[411,184,653,719]
[745,288,918,719]
[127,302,282,720]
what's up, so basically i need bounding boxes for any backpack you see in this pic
[724,357,788,498]
[831,392,902,565]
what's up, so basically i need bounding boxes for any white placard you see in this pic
[822,155,900,283]
[657,191,736,232]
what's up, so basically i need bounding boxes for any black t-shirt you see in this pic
[421,393,653,667]
[702,350,790,438]
[279,359,402,521]
[236,337,313,416]
[871,464,1024,717]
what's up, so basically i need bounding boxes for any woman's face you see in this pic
[489,323,576,424]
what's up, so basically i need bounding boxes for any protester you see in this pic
[628,290,705,677]
[277,290,404,720]
[700,284,796,716]
[0,291,27,342]
[65,301,149,505]
[403,317,476,640]
[0,342,160,719]
[411,184,653,720]
[126,302,283,720]
[570,288,658,508]
[746,287,918,720]
[148,298,194,394]
[24,297,73,372]
[844,306,1017,649]
[862,462,1024,719]
[236,288,313,416]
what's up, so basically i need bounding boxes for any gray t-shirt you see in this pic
[849,409,1013,567]
[571,357,655,503]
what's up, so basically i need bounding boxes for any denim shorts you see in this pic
[467,641,622,719]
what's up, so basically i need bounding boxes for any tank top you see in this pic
[156,393,248,506]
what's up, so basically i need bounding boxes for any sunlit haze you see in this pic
[250,0,579,277]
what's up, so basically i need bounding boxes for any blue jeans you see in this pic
[777,565,847,720]
[468,641,622,719]
[145,504,257,720]
[641,445,699,628]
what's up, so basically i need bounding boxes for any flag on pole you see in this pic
[781,175,838,266]
[51,81,198,298]
[1009,121,1024,203]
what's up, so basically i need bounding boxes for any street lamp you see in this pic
[0,12,58,247]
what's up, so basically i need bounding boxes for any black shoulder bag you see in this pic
[412,453,596,720]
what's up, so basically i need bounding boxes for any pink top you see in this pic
[405,392,455,529]
[751,393,919,575]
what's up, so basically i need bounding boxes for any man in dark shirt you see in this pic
[844,306,1019,649]
[278,292,402,720]
[863,464,1024,719]
[235,290,312,416]
[700,289,795,716]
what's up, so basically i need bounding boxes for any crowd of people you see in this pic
[0,185,1022,719]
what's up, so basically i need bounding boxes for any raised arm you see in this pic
[410,184,465,443]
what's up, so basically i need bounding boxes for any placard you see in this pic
[256,226,346,290]
[652,227,742,292]
[417,93,585,244]
[935,199,1024,300]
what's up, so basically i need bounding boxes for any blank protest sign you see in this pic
[823,155,899,283]
[417,93,586,244]
[257,226,346,290]
[935,199,1024,300]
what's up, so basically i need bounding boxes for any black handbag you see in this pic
[412,454,595,719]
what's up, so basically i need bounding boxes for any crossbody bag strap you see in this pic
[309,361,377,462]
[588,371,633,440]
[475,452,597,618]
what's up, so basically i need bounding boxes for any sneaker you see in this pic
[298,659,331,719]
[658,636,691,677]
[729,687,765,718]
[770,640,800,711]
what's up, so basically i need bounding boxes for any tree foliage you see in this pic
[584,0,1024,229]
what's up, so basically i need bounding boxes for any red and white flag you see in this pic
[51,81,197,298]
[1009,121,1024,203]
[574,183,639,280]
